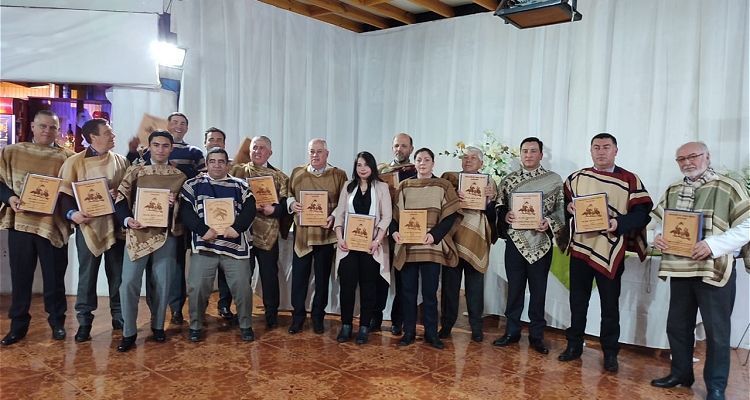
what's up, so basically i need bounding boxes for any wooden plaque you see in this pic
[18,173,62,214]
[299,190,329,226]
[662,209,703,258]
[136,114,168,146]
[134,188,170,227]
[399,209,428,244]
[511,191,544,230]
[573,193,610,233]
[247,175,279,206]
[344,213,376,252]
[72,177,114,217]
[459,172,488,210]
[381,172,399,189]
[203,198,236,232]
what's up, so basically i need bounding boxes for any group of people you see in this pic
[0,110,746,400]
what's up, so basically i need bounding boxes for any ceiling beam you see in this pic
[471,0,498,11]
[314,13,366,32]
[257,0,313,16]
[407,0,454,17]
[366,3,416,24]
[359,0,390,5]
[305,0,391,29]
[309,5,334,16]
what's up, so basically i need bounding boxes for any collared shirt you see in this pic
[593,165,616,173]
[308,165,327,174]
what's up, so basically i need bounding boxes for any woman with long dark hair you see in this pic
[390,147,461,349]
[333,151,392,344]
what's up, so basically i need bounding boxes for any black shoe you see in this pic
[170,311,184,325]
[398,332,416,346]
[424,335,445,349]
[337,324,352,343]
[188,329,202,342]
[492,334,521,347]
[603,355,618,372]
[266,316,278,329]
[52,326,66,340]
[0,331,25,346]
[112,320,123,331]
[706,390,725,400]
[650,374,695,388]
[391,324,403,336]
[471,331,484,343]
[117,335,136,352]
[438,327,451,339]
[369,318,382,332]
[288,323,303,335]
[355,326,370,345]
[75,325,92,342]
[218,306,234,320]
[152,328,167,343]
[557,345,583,362]
[530,338,549,354]
[240,328,255,341]
[313,320,324,334]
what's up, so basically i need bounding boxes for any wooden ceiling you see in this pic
[257,0,497,32]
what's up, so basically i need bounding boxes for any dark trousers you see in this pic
[566,255,624,357]
[251,241,281,322]
[401,261,440,337]
[7,229,68,333]
[167,235,187,314]
[74,229,125,326]
[374,238,403,326]
[338,251,379,326]
[440,258,484,333]
[504,239,552,340]
[291,244,334,325]
[667,265,736,392]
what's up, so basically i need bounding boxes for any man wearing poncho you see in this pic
[114,130,187,352]
[286,139,347,334]
[0,110,74,346]
[650,142,750,400]
[559,133,653,373]
[181,147,257,342]
[58,118,129,342]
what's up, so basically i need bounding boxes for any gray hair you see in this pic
[464,146,484,161]
[309,138,327,150]
[251,135,273,150]
[676,141,710,157]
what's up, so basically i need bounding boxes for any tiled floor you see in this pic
[0,293,747,399]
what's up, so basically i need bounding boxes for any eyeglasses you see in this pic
[675,153,704,163]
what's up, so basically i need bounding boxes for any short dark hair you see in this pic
[149,129,174,145]
[81,118,108,143]
[34,110,58,120]
[414,147,434,160]
[346,151,380,193]
[520,137,543,153]
[591,132,617,146]
[206,147,229,162]
[204,127,226,142]
[167,112,189,126]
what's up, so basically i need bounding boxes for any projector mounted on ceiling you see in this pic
[494,0,582,29]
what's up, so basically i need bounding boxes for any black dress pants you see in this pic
[251,241,281,322]
[440,258,484,333]
[503,239,552,340]
[7,229,68,333]
[291,244,334,325]
[667,264,736,393]
[401,261,440,337]
[566,255,624,357]
[338,250,379,326]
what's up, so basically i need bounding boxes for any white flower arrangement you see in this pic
[441,130,519,184]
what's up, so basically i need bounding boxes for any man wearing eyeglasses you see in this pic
[650,142,749,400]
[0,110,75,345]
[559,133,653,372]
[286,139,347,334]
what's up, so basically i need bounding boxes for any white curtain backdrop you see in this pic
[170,0,360,173]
